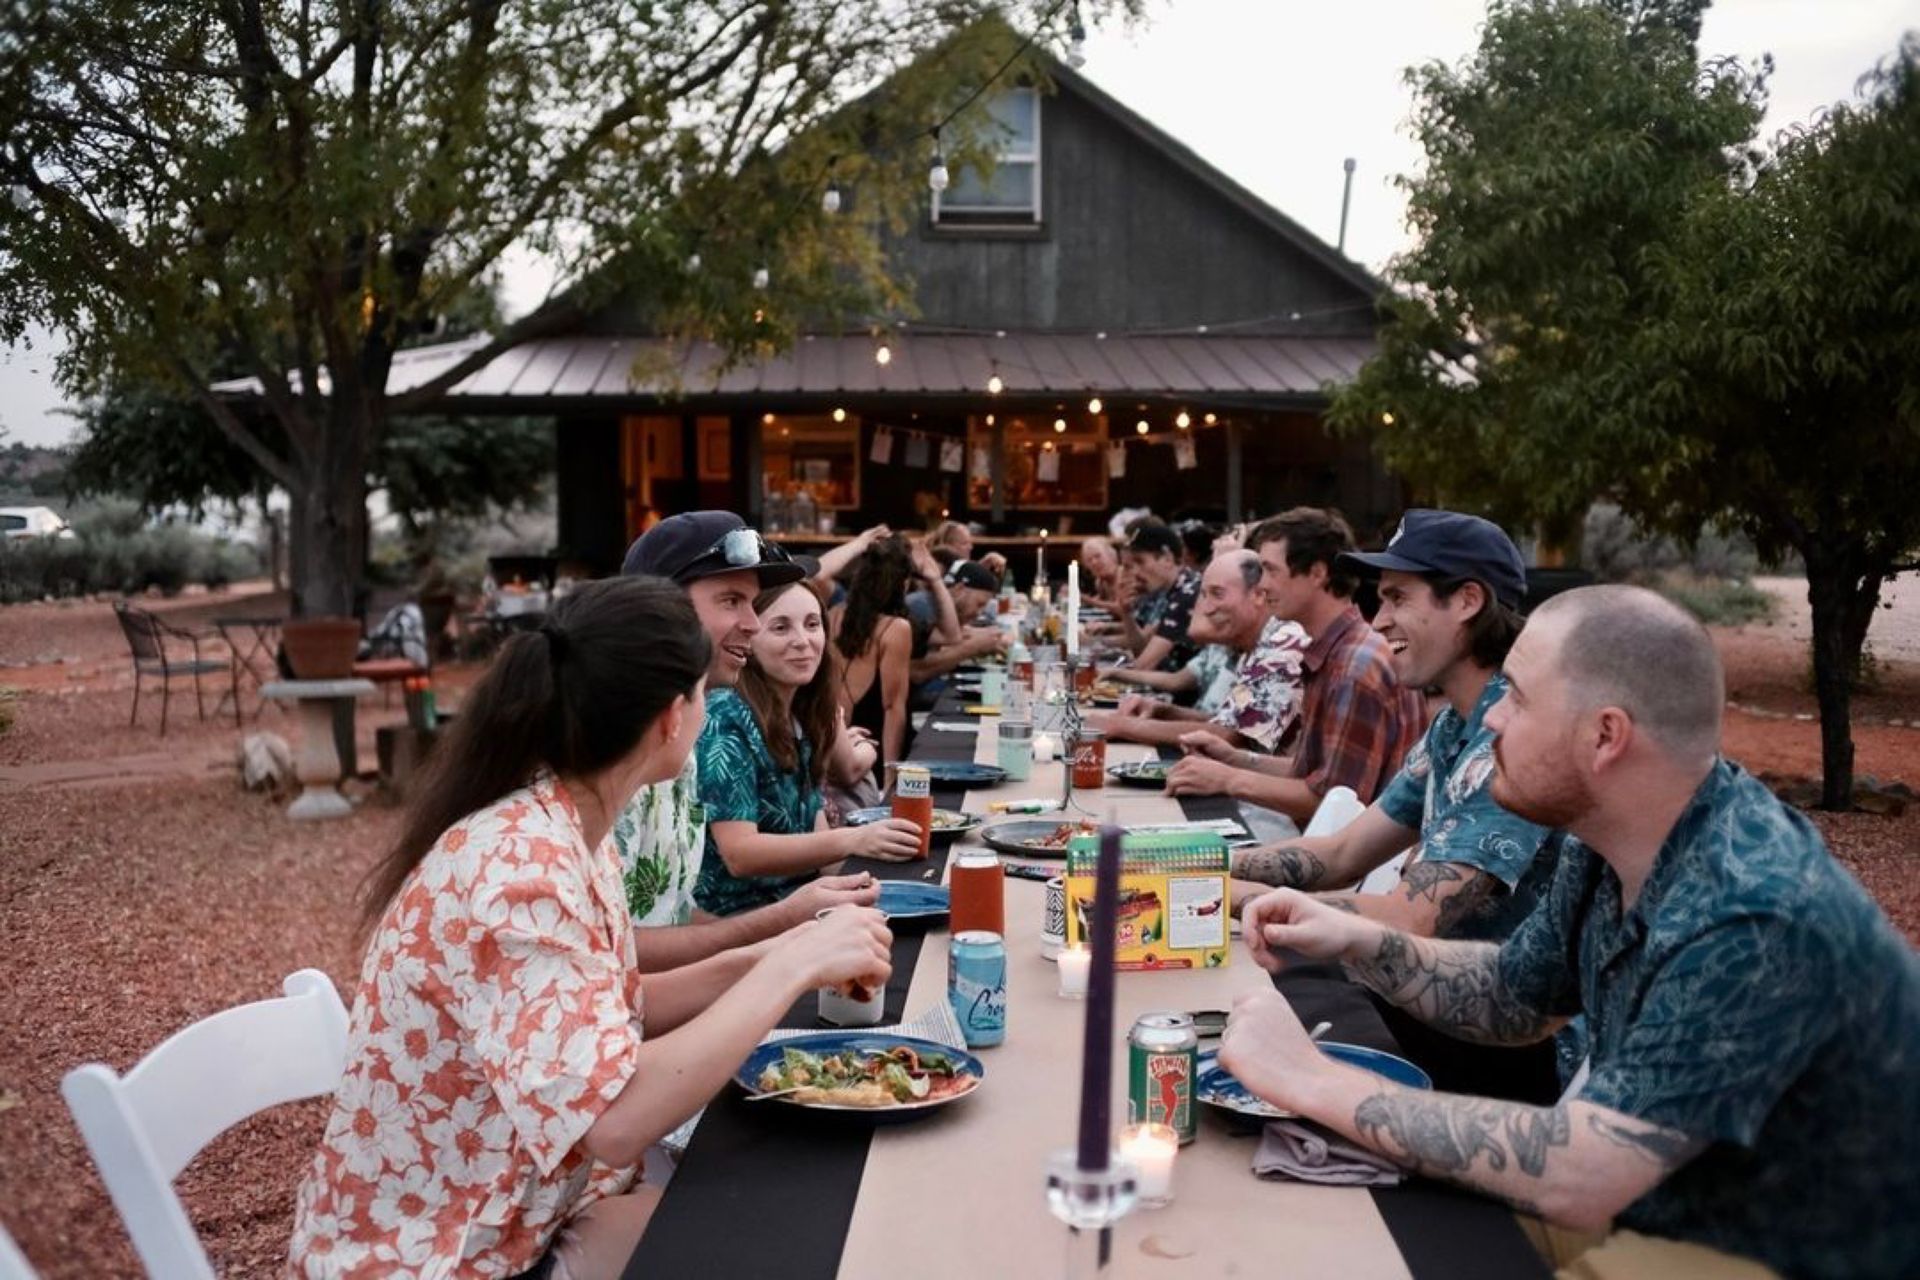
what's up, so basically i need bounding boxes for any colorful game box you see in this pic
[1064,832,1230,969]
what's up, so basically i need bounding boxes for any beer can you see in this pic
[948,930,1007,1047]
[1128,1013,1198,1144]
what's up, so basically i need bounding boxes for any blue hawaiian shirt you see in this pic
[693,689,822,917]
[1375,672,1556,941]
[1496,760,1920,1279]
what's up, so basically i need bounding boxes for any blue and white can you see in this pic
[948,930,1007,1047]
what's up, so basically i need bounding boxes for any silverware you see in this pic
[745,1086,806,1102]
[1308,1020,1332,1043]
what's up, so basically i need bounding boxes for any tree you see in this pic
[1,2,1123,617]
[1332,1,1920,809]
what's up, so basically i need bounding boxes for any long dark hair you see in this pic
[739,579,839,785]
[360,576,710,930]
[835,534,913,663]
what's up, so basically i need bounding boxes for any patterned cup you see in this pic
[1041,875,1067,959]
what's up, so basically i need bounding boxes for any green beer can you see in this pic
[1127,1012,1198,1144]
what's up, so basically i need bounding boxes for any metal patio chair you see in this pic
[113,601,236,735]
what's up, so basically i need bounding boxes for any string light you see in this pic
[762,412,776,425]
[929,132,950,193]
[832,407,847,422]
[985,413,995,426]
[1053,418,1067,433]
[1135,420,1149,435]
[1203,412,1217,426]
[752,265,770,290]
[1067,2,1088,68]
[1381,411,1395,425]
[1086,396,1102,415]
[875,341,892,366]
[821,184,842,214]
[987,363,1003,395]
[1175,410,1191,429]
[685,252,701,273]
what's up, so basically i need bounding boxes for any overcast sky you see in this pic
[3,0,1910,447]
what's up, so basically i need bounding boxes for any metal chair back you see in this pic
[113,601,166,665]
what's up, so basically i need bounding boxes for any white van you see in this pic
[0,506,75,540]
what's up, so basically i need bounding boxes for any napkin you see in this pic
[928,720,990,732]
[1253,1119,1403,1187]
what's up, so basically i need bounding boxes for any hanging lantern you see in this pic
[752,265,770,290]
[821,185,842,214]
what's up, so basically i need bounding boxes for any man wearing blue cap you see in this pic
[610,511,879,971]
[1229,509,1557,944]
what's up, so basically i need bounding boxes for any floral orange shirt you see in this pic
[288,773,644,1278]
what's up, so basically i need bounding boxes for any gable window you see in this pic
[933,88,1041,226]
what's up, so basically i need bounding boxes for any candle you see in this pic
[1037,537,1046,593]
[1067,561,1081,657]
[1031,730,1057,762]
[1119,1123,1178,1205]
[1057,944,1091,998]
[1076,822,1123,1171]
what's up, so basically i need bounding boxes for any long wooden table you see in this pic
[625,693,1546,1279]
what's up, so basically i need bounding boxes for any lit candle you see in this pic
[1037,535,1046,593]
[1076,821,1123,1172]
[1057,944,1091,998]
[1031,730,1057,762]
[1067,560,1081,657]
[1119,1123,1178,1206]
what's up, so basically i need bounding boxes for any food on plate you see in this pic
[1036,820,1102,849]
[755,1044,979,1107]
[930,809,972,830]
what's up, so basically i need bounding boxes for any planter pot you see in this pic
[283,617,363,679]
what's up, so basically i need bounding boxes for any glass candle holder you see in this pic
[1056,944,1091,998]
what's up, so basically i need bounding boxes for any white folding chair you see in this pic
[61,970,349,1280]
[1302,785,1365,838]
[0,1223,40,1280]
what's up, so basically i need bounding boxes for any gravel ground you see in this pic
[0,587,1915,1277]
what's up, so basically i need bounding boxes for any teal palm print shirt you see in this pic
[693,689,822,917]
[1496,760,1920,1279]
[609,755,704,926]
[1376,672,1557,941]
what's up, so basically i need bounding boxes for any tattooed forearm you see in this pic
[1233,842,1328,889]
[1586,1112,1704,1167]
[1397,858,1500,936]
[1346,931,1550,1044]
[1354,1092,1573,1179]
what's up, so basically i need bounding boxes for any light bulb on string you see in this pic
[821,185,842,215]
[685,251,701,273]
[987,366,1003,395]
[762,413,776,426]
[1087,396,1102,415]
[1135,420,1149,435]
[1381,411,1396,425]
[875,341,892,366]
[1175,410,1191,429]
[1053,418,1067,433]
[752,265,770,290]
[928,133,950,193]
[1067,3,1088,68]
[1203,412,1217,426]
[832,407,847,422]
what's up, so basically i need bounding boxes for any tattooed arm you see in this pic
[1221,990,1704,1233]
[1309,856,1503,936]
[1230,803,1419,892]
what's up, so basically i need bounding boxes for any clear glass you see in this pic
[1044,1147,1138,1230]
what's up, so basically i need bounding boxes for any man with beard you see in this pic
[1222,585,1920,1279]
[611,512,879,971]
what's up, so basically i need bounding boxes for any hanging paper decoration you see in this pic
[1106,443,1127,478]
[869,426,895,464]
[1036,448,1061,483]
[904,431,931,468]
[939,439,964,473]
[969,446,992,481]
[1173,435,1198,470]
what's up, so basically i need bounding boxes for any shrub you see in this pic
[1650,570,1776,626]
[0,513,263,603]
[1582,504,1761,582]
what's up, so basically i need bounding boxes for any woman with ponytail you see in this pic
[829,534,919,764]
[289,577,891,1280]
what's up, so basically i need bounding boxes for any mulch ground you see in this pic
[0,592,1915,1277]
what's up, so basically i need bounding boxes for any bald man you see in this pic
[1222,585,1920,1279]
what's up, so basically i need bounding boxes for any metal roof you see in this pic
[214,332,1374,406]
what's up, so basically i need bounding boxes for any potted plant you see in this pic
[281,617,362,679]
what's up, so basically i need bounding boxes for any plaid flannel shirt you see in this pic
[1286,605,1426,802]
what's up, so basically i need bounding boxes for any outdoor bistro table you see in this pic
[626,688,1547,1280]
[214,613,285,720]
[259,679,375,820]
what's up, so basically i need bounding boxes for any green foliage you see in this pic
[1646,571,1774,627]
[0,499,260,603]
[1582,503,1758,581]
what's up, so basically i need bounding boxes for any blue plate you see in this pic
[900,760,1007,787]
[735,1032,985,1117]
[845,806,979,843]
[875,881,951,920]
[1196,1044,1431,1120]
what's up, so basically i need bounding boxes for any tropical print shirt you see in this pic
[608,757,704,927]
[1375,673,1557,940]
[693,689,822,917]
[1287,605,1425,802]
[1151,567,1203,671]
[1497,760,1920,1279]
[1185,644,1236,715]
[289,773,644,1278]
[1131,585,1168,631]
[1209,617,1311,752]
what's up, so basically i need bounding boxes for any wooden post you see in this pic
[1225,420,1244,524]
[990,417,1007,524]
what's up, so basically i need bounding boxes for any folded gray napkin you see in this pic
[1253,1119,1403,1187]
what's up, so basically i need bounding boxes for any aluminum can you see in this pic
[1128,1012,1198,1144]
[948,930,1007,1047]
[1040,875,1067,958]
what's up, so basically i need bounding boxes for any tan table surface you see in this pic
[834,718,1412,1279]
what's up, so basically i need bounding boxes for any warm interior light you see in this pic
[833,407,847,422]
[1204,412,1217,426]
[1175,410,1191,429]
[987,373,1004,395]
[1087,396,1102,415]
[1135,420,1149,435]
[762,412,775,425]
[1053,418,1067,433]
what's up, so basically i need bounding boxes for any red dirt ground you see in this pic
[0,586,1914,1277]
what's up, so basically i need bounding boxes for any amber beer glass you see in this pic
[891,765,934,858]
[949,848,1006,935]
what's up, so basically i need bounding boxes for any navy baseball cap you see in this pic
[1339,509,1527,610]
[944,559,999,593]
[621,511,807,587]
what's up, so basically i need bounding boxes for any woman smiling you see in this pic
[695,580,923,916]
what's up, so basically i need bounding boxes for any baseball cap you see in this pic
[944,559,999,593]
[620,511,807,587]
[1338,509,1527,610]
[1125,522,1181,559]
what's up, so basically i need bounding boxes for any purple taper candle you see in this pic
[1076,821,1124,1171]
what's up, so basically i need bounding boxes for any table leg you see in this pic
[287,696,355,820]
